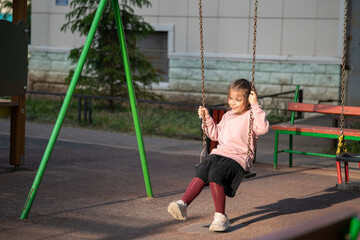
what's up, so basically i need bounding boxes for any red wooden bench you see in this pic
[271,86,360,185]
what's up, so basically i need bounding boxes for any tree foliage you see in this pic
[61,0,161,108]
[0,0,31,40]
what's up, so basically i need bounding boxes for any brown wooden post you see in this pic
[10,0,28,167]
[12,0,28,23]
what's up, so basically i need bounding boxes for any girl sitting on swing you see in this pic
[167,78,269,232]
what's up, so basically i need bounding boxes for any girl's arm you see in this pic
[198,106,220,141]
[249,91,269,136]
[251,103,270,136]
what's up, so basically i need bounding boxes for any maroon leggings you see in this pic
[181,177,226,214]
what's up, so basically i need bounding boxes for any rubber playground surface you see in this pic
[0,116,360,239]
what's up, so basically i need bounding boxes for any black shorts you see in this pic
[195,154,245,197]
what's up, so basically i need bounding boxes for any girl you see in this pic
[167,79,269,231]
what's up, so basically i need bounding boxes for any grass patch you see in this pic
[25,98,202,140]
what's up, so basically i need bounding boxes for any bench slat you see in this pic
[287,102,360,116]
[271,123,360,137]
[0,99,19,107]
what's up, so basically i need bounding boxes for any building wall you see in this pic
[29,0,344,105]
[28,0,84,93]
[134,0,341,57]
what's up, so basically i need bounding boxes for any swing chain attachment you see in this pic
[247,0,258,161]
[199,0,208,163]
[336,133,348,157]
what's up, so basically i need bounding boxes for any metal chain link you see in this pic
[247,0,258,159]
[339,0,348,135]
[199,0,207,157]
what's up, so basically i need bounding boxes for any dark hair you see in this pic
[227,78,252,111]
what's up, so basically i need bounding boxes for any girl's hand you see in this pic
[249,91,258,105]
[198,106,209,118]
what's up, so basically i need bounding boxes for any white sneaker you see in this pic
[167,200,187,220]
[209,212,230,231]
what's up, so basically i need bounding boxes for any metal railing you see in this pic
[26,89,302,125]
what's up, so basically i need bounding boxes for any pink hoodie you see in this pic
[204,103,269,171]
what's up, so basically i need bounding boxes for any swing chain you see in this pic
[199,0,207,155]
[251,0,258,88]
[336,0,349,156]
[247,0,258,159]
[339,0,348,136]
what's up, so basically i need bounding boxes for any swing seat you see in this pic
[244,171,256,179]
[195,163,256,179]
[335,153,360,188]
[336,154,360,163]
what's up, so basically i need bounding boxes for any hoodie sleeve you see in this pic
[251,103,270,136]
[202,114,225,141]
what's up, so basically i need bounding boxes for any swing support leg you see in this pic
[336,161,342,184]
[112,0,153,198]
[20,0,108,219]
[20,0,153,219]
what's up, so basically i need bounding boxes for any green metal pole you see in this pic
[287,86,299,169]
[350,216,360,240]
[20,0,108,219]
[289,135,293,167]
[274,130,279,169]
[111,0,153,198]
[290,85,300,124]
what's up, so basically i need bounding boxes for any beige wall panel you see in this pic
[217,18,249,54]
[158,0,188,16]
[253,0,283,18]
[32,0,49,13]
[188,0,219,17]
[284,0,317,18]
[159,17,187,52]
[48,14,73,47]
[316,20,339,57]
[317,0,340,18]
[282,19,316,56]
[73,33,87,49]
[256,19,282,55]
[34,0,72,14]
[143,16,159,25]
[187,17,218,52]
[49,3,72,14]
[31,14,49,46]
[133,0,159,16]
[219,0,250,17]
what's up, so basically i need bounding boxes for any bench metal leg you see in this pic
[274,130,279,169]
[289,135,293,167]
[344,162,349,183]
